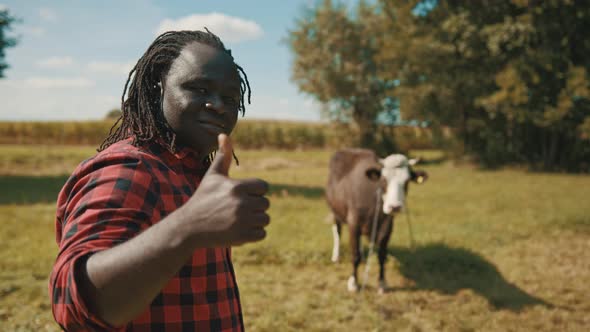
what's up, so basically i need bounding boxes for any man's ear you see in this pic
[159,72,168,93]
[158,77,165,93]
[157,80,165,111]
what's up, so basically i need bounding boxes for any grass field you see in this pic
[1,145,589,331]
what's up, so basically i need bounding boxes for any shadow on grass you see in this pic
[0,175,69,205]
[269,183,324,199]
[389,243,552,311]
[560,216,590,234]
[0,177,324,204]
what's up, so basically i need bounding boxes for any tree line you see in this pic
[288,0,590,172]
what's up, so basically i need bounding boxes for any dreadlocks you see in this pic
[98,29,251,154]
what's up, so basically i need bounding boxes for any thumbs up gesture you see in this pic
[180,134,270,247]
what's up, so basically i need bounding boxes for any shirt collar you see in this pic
[151,138,197,160]
[152,138,209,173]
[172,142,200,160]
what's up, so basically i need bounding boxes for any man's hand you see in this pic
[181,134,270,247]
[74,133,269,326]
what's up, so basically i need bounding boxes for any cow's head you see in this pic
[377,154,427,214]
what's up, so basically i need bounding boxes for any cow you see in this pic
[325,148,427,293]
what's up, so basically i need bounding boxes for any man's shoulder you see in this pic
[83,139,167,170]
[63,139,173,189]
[55,140,168,240]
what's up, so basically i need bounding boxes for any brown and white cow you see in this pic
[325,148,427,293]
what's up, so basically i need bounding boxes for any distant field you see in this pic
[0,120,443,151]
[0,145,589,331]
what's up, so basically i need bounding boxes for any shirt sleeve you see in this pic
[49,153,162,331]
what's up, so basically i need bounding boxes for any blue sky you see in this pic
[0,0,359,121]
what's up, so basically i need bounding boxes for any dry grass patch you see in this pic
[0,146,588,331]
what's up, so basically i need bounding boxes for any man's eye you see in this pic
[187,85,207,94]
[223,96,238,106]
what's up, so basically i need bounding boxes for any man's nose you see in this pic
[205,95,226,114]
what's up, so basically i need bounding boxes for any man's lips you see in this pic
[199,121,226,133]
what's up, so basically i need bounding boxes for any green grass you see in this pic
[0,145,95,176]
[1,145,589,331]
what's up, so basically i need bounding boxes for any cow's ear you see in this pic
[408,158,421,166]
[365,168,382,181]
[411,170,428,184]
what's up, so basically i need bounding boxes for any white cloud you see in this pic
[99,95,120,106]
[87,61,134,76]
[155,13,263,43]
[0,80,321,122]
[24,77,94,88]
[0,4,7,11]
[0,79,19,88]
[0,80,117,120]
[247,95,322,122]
[22,26,46,37]
[39,7,57,22]
[36,56,74,69]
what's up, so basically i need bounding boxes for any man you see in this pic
[50,29,269,331]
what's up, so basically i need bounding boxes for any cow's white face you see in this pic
[380,154,415,214]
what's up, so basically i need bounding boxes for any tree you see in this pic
[376,0,590,171]
[377,1,522,153]
[0,7,18,78]
[287,0,397,150]
[289,0,590,171]
[475,0,590,170]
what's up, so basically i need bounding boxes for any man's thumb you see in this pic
[208,134,233,176]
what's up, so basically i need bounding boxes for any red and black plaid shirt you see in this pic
[49,139,244,331]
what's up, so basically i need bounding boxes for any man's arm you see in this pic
[78,205,223,326]
[56,135,269,327]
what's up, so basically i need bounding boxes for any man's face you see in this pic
[162,42,240,156]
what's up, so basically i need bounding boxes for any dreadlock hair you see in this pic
[98,29,251,159]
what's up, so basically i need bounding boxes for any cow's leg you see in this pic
[331,221,341,263]
[347,219,361,292]
[376,216,394,294]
